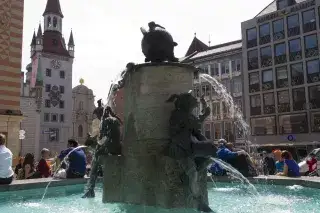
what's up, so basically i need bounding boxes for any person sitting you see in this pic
[276,150,300,177]
[37,148,51,178]
[262,151,276,175]
[14,157,23,176]
[17,153,39,179]
[216,139,257,177]
[58,139,86,179]
[208,162,226,176]
[0,134,14,185]
[306,153,317,176]
[273,150,284,173]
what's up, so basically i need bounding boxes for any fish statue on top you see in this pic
[164,90,217,213]
[140,21,179,63]
[82,106,123,198]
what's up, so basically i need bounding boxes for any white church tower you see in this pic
[26,0,75,155]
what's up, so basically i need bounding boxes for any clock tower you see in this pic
[28,0,75,154]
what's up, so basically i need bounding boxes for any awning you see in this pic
[249,141,320,147]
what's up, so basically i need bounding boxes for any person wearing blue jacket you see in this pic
[216,139,247,161]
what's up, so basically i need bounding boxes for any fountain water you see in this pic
[41,145,87,201]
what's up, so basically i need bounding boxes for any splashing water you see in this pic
[211,157,259,196]
[199,74,250,147]
[41,145,87,202]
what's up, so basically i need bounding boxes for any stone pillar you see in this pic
[103,63,209,209]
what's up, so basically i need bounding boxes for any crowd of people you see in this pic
[0,133,89,185]
[0,132,318,186]
[208,139,307,178]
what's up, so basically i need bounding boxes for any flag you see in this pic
[30,55,40,88]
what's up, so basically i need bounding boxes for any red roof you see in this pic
[43,0,64,18]
[42,31,70,57]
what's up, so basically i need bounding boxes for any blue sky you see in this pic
[22,0,272,102]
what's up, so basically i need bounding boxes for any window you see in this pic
[276,66,288,88]
[251,116,276,135]
[45,84,51,92]
[289,39,302,61]
[204,123,211,139]
[46,69,51,77]
[307,59,320,83]
[221,61,230,75]
[311,112,320,132]
[222,80,230,93]
[233,78,242,94]
[274,43,286,64]
[45,99,51,108]
[262,69,273,90]
[224,122,234,142]
[60,114,64,123]
[287,14,300,37]
[250,95,261,115]
[79,101,84,110]
[263,93,275,114]
[210,63,219,76]
[234,98,243,112]
[302,9,316,33]
[44,113,50,122]
[214,123,222,140]
[78,125,83,138]
[248,49,258,70]
[277,90,290,113]
[259,23,271,45]
[47,16,51,27]
[304,34,318,58]
[291,63,304,86]
[273,19,285,41]
[279,113,308,134]
[53,17,57,28]
[277,0,287,10]
[231,60,241,72]
[247,28,257,48]
[59,100,64,109]
[222,102,230,119]
[260,46,272,67]
[59,86,64,94]
[249,72,260,93]
[212,102,220,118]
[49,128,59,141]
[60,70,65,79]
[199,65,209,74]
[51,114,58,122]
[292,87,306,111]
[193,71,199,80]
[193,86,200,97]
[309,85,320,109]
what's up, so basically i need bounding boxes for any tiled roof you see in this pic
[43,0,64,18]
[185,36,209,56]
[255,0,306,17]
[187,40,242,61]
[42,31,70,57]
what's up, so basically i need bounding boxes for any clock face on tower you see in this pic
[51,59,61,69]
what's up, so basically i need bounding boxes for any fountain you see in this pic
[83,22,218,212]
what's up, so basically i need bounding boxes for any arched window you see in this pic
[53,17,57,28]
[78,125,83,137]
[47,17,51,27]
[79,101,83,110]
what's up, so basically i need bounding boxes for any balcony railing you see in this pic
[293,100,306,111]
[261,56,272,68]
[303,21,316,33]
[307,73,320,83]
[274,54,287,65]
[309,99,320,109]
[247,39,257,48]
[291,75,304,85]
[273,31,285,41]
[262,81,274,91]
[259,35,271,45]
[248,57,259,70]
[288,26,300,37]
[305,47,319,58]
[278,103,290,113]
[264,105,275,114]
[289,51,302,62]
[249,83,260,93]
[277,79,289,88]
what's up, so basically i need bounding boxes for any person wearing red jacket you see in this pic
[306,153,317,175]
[37,148,51,178]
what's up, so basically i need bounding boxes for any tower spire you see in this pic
[68,30,74,46]
[30,30,36,46]
[43,0,64,18]
[37,23,42,38]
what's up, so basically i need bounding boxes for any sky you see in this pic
[22,0,273,103]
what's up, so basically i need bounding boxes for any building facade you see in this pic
[71,80,95,145]
[183,37,245,145]
[241,0,320,152]
[0,0,24,157]
[21,0,75,155]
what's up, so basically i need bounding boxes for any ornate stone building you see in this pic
[20,0,75,155]
[71,79,95,144]
[0,0,24,158]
